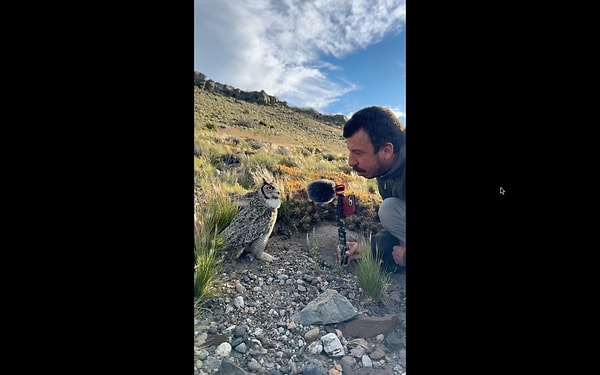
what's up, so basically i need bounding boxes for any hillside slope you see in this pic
[194,86,348,157]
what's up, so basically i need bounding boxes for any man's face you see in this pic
[346,128,389,179]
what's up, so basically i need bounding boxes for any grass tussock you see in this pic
[194,221,223,302]
[354,234,391,304]
[194,187,239,303]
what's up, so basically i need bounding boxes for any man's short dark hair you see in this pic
[343,106,405,153]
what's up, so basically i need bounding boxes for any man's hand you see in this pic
[392,244,406,266]
[345,241,360,265]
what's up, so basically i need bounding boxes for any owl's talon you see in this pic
[257,252,276,262]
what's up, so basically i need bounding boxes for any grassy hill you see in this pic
[193,85,383,235]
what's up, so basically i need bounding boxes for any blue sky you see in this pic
[194,0,406,124]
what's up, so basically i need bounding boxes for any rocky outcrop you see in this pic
[194,71,281,106]
[292,107,349,127]
[194,71,348,126]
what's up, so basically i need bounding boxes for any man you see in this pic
[343,106,406,273]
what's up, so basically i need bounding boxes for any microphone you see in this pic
[307,179,336,203]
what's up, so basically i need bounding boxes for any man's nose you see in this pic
[348,154,357,166]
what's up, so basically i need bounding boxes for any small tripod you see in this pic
[334,183,355,266]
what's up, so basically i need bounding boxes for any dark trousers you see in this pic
[371,231,405,274]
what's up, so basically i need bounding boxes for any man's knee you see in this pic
[378,197,405,223]
[378,197,406,243]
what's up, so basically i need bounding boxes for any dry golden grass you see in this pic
[194,87,383,237]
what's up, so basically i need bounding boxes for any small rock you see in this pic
[215,342,232,358]
[350,346,365,358]
[235,280,246,293]
[231,337,244,347]
[321,333,344,357]
[197,349,209,360]
[339,356,355,374]
[306,341,323,355]
[234,325,248,337]
[234,296,245,309]
[247,359,262,372]
[304,327,320,342]
[370,348,385,360]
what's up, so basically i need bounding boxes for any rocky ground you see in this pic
[194,224,406,375]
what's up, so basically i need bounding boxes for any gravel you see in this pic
[194,224,406,375]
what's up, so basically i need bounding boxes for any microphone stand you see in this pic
[335,184,348,265]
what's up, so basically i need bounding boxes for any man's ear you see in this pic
[381,142,395,160]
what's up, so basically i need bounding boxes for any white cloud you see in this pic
[346,105,405,125]
[195,0,405,112]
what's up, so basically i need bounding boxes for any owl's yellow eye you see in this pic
[266,186,273,190]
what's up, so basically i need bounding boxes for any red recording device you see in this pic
[335,183,356,217]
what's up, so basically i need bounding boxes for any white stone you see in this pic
[307,341,323,355]
[321,332,345,357]
[233,296,244,309]
[215,342,232,358]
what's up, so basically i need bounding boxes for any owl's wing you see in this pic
[221,205,272,249]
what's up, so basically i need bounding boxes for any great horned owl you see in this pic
[220,179,281,262]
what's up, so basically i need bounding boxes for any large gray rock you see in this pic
[217,358,248,375]
[291,289,358,325]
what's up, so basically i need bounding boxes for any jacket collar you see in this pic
[378,145,405,179]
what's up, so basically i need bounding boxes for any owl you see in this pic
[220,179,281,262]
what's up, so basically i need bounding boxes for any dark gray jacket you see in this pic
[376,145,406,201]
